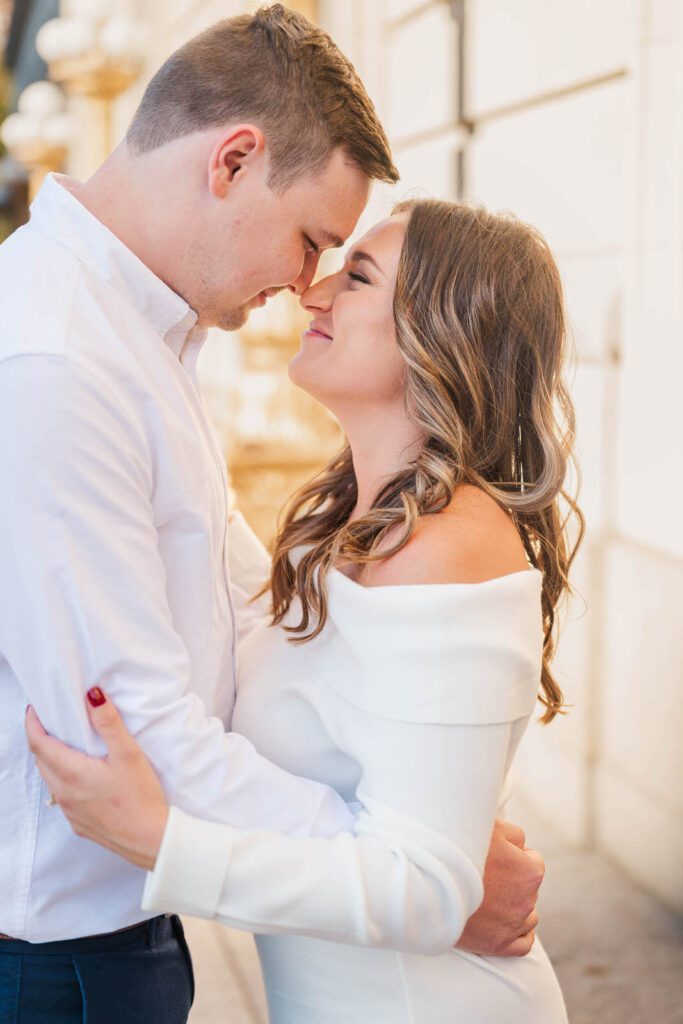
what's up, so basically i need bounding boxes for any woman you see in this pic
[28,198,582,1022]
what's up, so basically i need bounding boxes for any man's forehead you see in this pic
[316,201,369,248]
[307,157,371,244]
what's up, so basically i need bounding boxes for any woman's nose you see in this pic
[300,273,335,313]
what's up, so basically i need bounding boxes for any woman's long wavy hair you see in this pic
[266,198,584,723]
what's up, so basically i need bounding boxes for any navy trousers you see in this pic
[0,914,194,1023]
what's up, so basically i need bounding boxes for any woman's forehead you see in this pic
[350,213,408,261]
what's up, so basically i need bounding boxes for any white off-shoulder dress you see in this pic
[143,562,568,1023]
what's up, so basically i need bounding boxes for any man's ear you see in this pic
[209,125,265,199]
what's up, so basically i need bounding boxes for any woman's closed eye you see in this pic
[347,270,370,285]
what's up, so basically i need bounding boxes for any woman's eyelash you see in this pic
[347,271,369,284]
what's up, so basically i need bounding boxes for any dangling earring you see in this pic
[517,411,525,494]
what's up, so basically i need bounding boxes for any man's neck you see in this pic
[72,146,180,299]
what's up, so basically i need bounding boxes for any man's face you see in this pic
[194,146,371,331]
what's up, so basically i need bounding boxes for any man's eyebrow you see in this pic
[348,249,385,276]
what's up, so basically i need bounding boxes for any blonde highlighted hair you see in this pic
[267,199,584,723]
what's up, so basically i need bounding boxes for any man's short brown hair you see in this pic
[127,3,399,190]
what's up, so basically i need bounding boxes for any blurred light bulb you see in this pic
[36,17,97,63]
[99,17,149,61]
[42,111,77,150]
[17,81,64,118]
[63,0,109,21]
[1,113,43,151]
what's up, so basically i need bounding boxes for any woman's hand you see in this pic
[25,688,169,870]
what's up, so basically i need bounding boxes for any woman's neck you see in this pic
[342,407,423,521]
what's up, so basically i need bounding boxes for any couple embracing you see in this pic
[0,5,580,1022]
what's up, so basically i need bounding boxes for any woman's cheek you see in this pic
[332,296,401,395]
[349,336,402,400]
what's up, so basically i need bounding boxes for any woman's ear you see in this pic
[208,125,265,199]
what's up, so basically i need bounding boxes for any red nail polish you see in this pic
[87,687,106,707]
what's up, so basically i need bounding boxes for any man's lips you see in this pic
[250,289,279,307]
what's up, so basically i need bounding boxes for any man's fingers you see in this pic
[522,847,546,887]
[84,688,136,759]
[522,908,539,934]
[495,818,526,849]
[494,835,545,891]
[504,929,536,958]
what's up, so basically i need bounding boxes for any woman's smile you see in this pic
[304,321,334,341]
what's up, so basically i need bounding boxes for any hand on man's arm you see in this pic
[455,818,543,957]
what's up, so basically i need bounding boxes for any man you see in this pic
[0,5,543,1021]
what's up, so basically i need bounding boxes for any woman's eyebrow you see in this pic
[348,249,385,276]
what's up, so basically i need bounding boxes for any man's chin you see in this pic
[215,306,249,332]
[216,290,275,331]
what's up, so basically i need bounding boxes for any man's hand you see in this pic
[455,818,544,957]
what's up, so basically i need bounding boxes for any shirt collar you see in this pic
[29,173,204,358]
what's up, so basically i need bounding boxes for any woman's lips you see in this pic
[305,327,333,340]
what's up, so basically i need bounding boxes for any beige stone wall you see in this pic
[463,0,637,864]
[321,0,683,912]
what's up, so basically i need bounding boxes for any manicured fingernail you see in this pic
[87,687,106,707]
[25,705,31,715]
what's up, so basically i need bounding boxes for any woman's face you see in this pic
[289,214,408,420]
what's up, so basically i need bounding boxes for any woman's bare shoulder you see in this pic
[362,485,529,588]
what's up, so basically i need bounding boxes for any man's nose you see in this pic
[288,251,321,296]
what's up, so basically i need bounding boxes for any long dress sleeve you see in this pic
[142,568,543,955]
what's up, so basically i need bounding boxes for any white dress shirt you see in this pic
[142,564,568,1022]
[0,173,353,943]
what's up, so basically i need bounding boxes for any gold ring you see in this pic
[45,794,57,808]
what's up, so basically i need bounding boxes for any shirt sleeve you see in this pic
[142,574,543,955]
[0,353,354,839]
[226,510,272,644]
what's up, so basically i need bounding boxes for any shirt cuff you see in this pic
[142,805,235,919]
